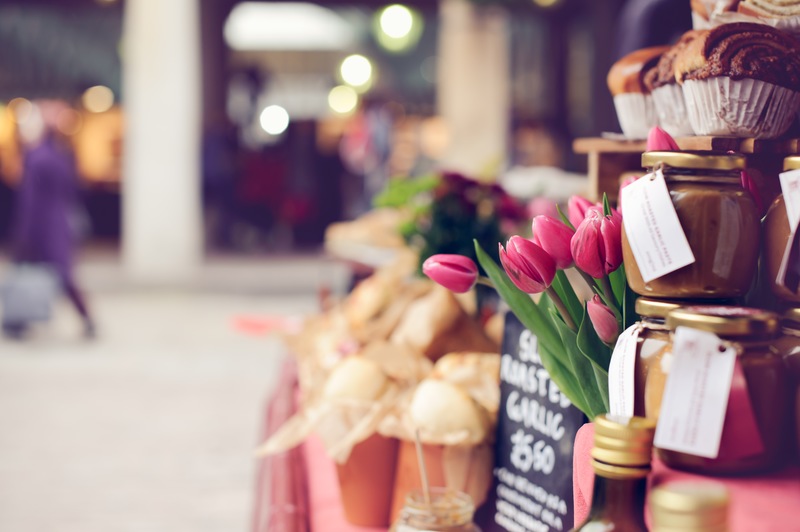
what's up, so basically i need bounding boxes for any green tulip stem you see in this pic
[545,286,577,332]
[576,269,600,294]
[475,277,495,289]
[600,275,622,323]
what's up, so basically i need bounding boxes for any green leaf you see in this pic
[557,204,575,231]
[609,266,626,309]
[622,267,639,329]
[551,270,583,327]
[576,303,613,373]
[538,342,591,417]
[474,240,561,354]
[551,311,606,417]
[602,193,612,217]
[592,364,610,412]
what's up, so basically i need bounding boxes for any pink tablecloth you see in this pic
[573,423,800,531]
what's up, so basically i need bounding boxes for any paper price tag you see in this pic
[654,326,736,459]
[780,168,800,233]
[608,324,641,418]
[620,170,695,283]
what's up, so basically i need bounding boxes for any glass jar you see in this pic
[622,152,761,299]
[774,308,800,461]
[655,306,790,475]
[391,488,480,532]
[650,481,730,532]
[763,156,800,303]
[634,298,681,419]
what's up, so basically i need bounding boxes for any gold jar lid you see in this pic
[666,306,779,337]
[783,307,800,328]
[642,152,746,171]
[650,481,729,531]
[635,298,682,319]
[590,415,656,471]
[784,156,800,171]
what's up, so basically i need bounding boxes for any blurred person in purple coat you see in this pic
[11,100,95,337]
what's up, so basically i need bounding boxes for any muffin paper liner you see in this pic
[652,84,695,137]
[613,93,659,140]
[683,77,800,138]
[709,11,800,37]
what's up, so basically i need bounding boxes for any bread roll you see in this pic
[607,46,670,96]
[739,0,800,17]
[644,31,703,91]
[410,380,488,443]
[323,356,389,401]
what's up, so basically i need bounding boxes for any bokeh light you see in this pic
[380,5,413,39]
[82,85,115,113]
[328,85,358,115]
[340,55,373,89]
[259,105,290,135]
[57,108,83,136]
[532,0,561,7]
[8,98,33,123]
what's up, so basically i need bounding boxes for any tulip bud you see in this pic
[587,204,622,227]
[498,236,556,294]
[532,215,575,269]
[567,196,596,228]
[571,210,623,278]
[646,126,680,151]
[741,170,764,216]
[422,254,479,293]
[587,294,619,344]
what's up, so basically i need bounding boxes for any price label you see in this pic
[608,324,641,418]
[620,170,695,282]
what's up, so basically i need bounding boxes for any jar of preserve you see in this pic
[391,488,480,532]
[633,298,680,419]
[622,152,760,299]
[774,308,800,461]
[763,156,800,303]
[655,306,789,475]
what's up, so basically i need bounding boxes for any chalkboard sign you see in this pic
[477,312,587,532]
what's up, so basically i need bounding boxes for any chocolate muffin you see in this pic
[674,22,800,137]
[607,46,669,139]
[644,31,703,137]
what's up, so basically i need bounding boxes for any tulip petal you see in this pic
[646,126,680,151]
[422,254,479,293]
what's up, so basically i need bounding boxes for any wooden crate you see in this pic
[573,136,800,202]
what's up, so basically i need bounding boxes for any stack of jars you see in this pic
[620,151,800,475]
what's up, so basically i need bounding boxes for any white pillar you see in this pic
[437,0,510,180]
[122,0,202,281]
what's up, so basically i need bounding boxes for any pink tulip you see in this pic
[567,195,596,228]
[498,236,556,294]
[422,254,479,293]
[571,210,623,278]
[587,204,622,227]
[646,126,680,151]
[532,215,575,269]
[587,294,619,344]
[741,170,764,216]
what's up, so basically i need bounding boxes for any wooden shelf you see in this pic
[572,136,800,201]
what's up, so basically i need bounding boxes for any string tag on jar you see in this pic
[779,168,800,233]
[619,169,695,282]
[608,324,641,418]
[654,326,736,459]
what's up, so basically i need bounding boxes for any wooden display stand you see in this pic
[573,136,800,202]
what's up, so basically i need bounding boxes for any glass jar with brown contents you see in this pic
[391,488,480,532]
[634,298,680,420]
[656,306,790,475]
[622,152,760,299]
[774,308,800,461]
[763,156,800,303]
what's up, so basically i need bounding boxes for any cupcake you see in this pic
[608,46,670,139]
[675,22,800,137]
[738,0,800,36]
[644,31,703,137]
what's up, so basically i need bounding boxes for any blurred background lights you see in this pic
[380,5,413,39]
[328,85,358,115]
[532,0,562,7]
[8,98,33,123]
[259,105,290,135]
[340,55,372,88]
[82,85,115,113]
[374,4,422,53]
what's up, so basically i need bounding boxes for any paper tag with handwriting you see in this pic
[620,170,695,283]
[608,324,640,418]
[654,326,736,459]
[780,168,800,233]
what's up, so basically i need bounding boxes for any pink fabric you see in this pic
[302,436,387,532]
[251,359,309,532]
[573,423,800,531]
